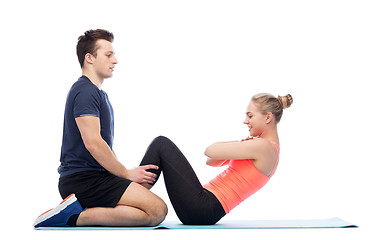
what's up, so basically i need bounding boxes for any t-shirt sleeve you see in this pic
[73,87,101,118]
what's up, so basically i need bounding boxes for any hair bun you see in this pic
[277,94,293,109]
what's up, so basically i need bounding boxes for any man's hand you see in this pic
[127,165,159,184]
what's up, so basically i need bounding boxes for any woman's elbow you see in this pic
[204,146,213,158]
[205,157,215,166]
[206,158,226,167]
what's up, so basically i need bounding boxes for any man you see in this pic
[33,29,167,227]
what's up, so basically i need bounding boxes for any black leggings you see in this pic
[139,136,226,225]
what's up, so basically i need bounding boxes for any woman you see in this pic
[138,93,293,225]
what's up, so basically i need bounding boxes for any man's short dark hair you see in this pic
[76,29,114,68]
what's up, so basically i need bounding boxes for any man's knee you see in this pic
[147,199,168,226]
[118,182,167,226]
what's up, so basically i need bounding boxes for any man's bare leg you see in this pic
[76,182,167,226]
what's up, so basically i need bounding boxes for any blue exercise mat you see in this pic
[35,217,357,230]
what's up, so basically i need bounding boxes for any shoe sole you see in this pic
[33,194,77,227]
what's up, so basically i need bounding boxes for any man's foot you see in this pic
[33,194,84,228]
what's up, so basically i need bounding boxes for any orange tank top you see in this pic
[203,142,279,214]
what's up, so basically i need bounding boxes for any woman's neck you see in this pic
[259,126,279,144]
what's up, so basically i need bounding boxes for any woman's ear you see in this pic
[266,112,274,124]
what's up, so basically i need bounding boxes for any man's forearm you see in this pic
[86,139,129,179]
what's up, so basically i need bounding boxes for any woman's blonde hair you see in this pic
[251,93,293,123]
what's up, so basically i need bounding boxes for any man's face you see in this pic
[91,39,118,79]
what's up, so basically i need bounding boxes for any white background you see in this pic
[1,0,379,239]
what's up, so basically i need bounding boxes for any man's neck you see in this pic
[82,69,103,89]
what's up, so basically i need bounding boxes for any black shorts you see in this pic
[58,171,132,208]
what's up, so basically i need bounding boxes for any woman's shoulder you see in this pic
[244,138,278,160]
[246,138,279,176]
[245,137,277,149]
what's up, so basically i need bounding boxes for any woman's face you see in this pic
[244,101,268,137]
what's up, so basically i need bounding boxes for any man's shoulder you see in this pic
[71,76,94,89]
[69,76,100,96]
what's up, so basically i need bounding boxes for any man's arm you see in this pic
[75,115,157,183]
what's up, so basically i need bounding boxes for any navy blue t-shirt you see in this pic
[58,76,114,177]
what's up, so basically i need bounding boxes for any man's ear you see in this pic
[85,53,94,64]
[266,112,274,124]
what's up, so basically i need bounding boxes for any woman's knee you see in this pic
[147,136,172,153]
[153,135,172,144]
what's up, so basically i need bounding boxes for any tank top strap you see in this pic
[268,141,280,178]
